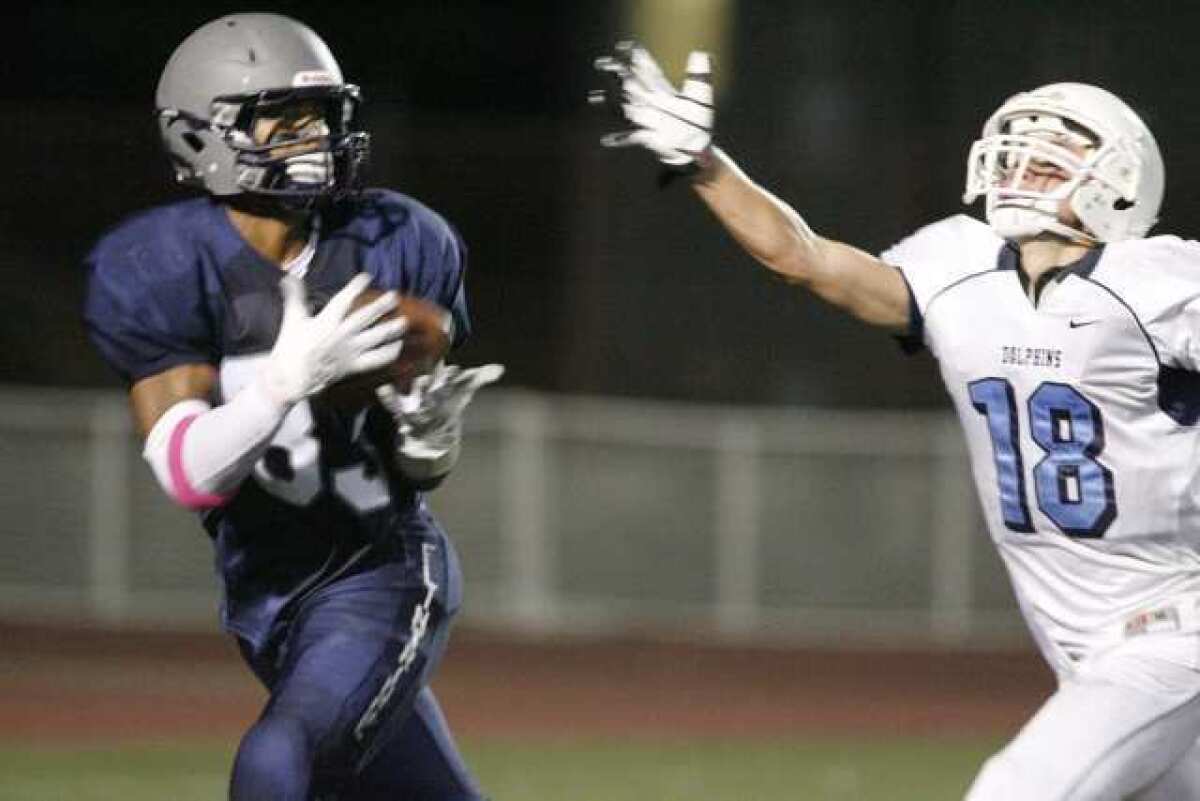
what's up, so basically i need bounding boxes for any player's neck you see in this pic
[224,204,314,269]
[1018,235,1093,290]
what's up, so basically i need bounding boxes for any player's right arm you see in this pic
[690,148,910,330]
[88,265,404,510]
[593,42,912,332]
[131,360,282,509]
[129,363,218,438]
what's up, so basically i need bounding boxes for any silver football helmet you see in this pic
[963,83,1163,243]
[155,13,369,204]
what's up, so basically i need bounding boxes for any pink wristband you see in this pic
[168,414,234,510]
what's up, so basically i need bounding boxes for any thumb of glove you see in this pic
[441,364,506,417]
[462,364,505,391]
[682,51,713,105]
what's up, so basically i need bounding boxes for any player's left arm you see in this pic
[376,363,504,488]
[372,209,504,488]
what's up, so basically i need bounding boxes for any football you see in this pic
[319,287,452,411]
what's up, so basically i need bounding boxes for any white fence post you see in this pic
[929,417,976,645]
[714,417,761,635]
[498,392,553,632]
[87,393,133,624]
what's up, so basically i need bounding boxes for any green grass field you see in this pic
[0,735,1001,801]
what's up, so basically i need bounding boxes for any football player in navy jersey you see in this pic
[596,43,1200,801]
[83,13,497,801]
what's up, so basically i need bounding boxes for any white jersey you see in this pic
[884,214,1200,672]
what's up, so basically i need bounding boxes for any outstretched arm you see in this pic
[691,148,911,330]
[593,42,912,332]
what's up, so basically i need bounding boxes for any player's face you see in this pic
[252,100,330,155]
[1005,134,1090,191]
[997,127,1095,231]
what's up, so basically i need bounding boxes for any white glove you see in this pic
[259,272,406,406]
[591,41,714,169]
[376,363,505,481]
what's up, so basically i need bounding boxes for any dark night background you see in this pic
[7,2,1200,409]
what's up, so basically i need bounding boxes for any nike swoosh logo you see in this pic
[1069,319,1101,328]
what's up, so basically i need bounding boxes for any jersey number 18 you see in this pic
[968,378,1116,538]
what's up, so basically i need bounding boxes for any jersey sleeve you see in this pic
[83,231,218,385]
[425,225,471,350]
[880,214,1003,349]
[364,192,472,350]
[1095,236,1200,370]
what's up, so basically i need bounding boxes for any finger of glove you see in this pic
[620,79,669,109]
[321,273,373,323]
[594,40,638,73]
[441,364,505,412]
[350,317,407,353]
[455,366,505,407]
[457,363,505,390]
[611,108,703,160]
[655,93,713,129]
[623,102,675,132]
[426,364,461,398]
[375,383,402,413]
[403,373,436,409]
[591,86,635,125]
[600,129,655,149]
[681,75,714,107]
[593,55,632,78]
[620,80,711,134]
[348,340,403,375]
[684,50,712,82]
[604,128,684,162]
[629,47,675,94]
[338,290,401,335]
[659,151,695,167]
[613,98,702,147]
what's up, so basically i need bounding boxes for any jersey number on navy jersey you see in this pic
[221,355,390,513]
[969,378,1117,538]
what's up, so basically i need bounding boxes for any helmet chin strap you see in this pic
[987,199,1098,246]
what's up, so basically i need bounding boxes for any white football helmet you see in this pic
[963,83,1163,243]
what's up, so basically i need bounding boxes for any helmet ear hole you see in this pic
[1113,198,1135,211]
[182,132,206,153]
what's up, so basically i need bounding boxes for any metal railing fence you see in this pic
[0,386,1024,647]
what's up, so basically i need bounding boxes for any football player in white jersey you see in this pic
[594,42,1200,801]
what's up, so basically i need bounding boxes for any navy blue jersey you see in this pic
[83,190,471,651]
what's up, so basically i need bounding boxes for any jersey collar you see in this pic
[997,241,1105,304]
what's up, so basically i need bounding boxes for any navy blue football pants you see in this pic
[229,542,485,801]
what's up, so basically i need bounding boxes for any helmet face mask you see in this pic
[967,116,1098,242]
[962,83,1163,244]
[156,14,370,208]
[213,86,368,204]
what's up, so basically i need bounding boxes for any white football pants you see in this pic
[964,631,1200,801]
